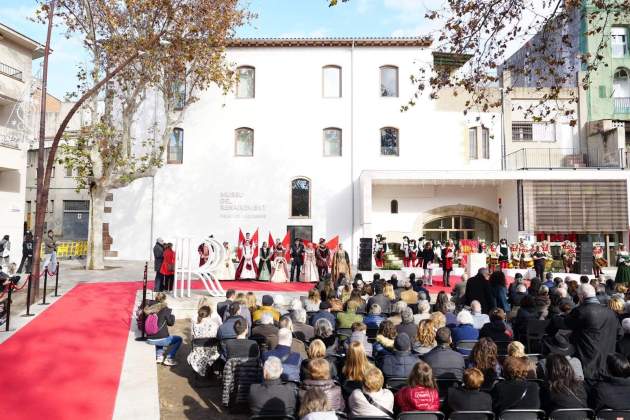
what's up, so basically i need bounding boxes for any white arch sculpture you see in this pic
[174,236,226,298]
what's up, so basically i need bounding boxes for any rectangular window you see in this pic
[612,27,628,58]
[482,127,490,159]
[49,200,54,213]
[236,67,255,98]
[512,122,555,142]
[323,128,342,156]
[512,122,533,141]
[380,127,399,156]
[380,66,399,97]
[287,225,313,243]
[469,128,478,159]
[65,166,73,177]
[235,128,254,157]
[27,150,36,166]
[323,66,342,98]
[168,128,184,164]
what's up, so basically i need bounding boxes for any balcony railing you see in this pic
[0,126,22,149]
[505,148,623,170]
[614,97,630,114]
[0,62,23,81]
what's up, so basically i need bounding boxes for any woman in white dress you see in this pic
[301,243,319,282]
[217,242,236,280]
[186,305,222,376]
[270,244,289,283]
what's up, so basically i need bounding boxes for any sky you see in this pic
[0,0,443,98]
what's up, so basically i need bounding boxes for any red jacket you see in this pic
[395,386,440,413]
[160,248,175,275]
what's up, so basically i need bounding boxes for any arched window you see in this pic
[380,65,399,97]
[323,127,342,156]
[613,68,630,113]
[380,127,399,156]
[291,177,310,218]
[236,66,255,98]
[390,200,398,214]
[323,65,342,98]
[167,128,183,164]
[235,128,254,156]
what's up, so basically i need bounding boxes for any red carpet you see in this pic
[0,282,138,420]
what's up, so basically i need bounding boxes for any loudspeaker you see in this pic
[358,258,372,272]
[577,240,592,275]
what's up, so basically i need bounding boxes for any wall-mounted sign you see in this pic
[219,191,267,220]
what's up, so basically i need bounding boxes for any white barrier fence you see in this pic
[174,236,226,298]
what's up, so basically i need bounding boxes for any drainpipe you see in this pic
[501,87,506,171]
[350,38,356,264]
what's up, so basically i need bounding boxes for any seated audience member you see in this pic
[492,356,541,413]
[217,289,236,319]
[305,288,322,312]
[301,339,338,381]
[145,292,181,366]
[314,318,337,353]
[395,361,440,412]
[396,308,417,342]
[469,337,501,389]
[618,318,630,359]
[380,332,419,379]
[310,301,337,329]
[346,289,367,313]
[540,354,588,413]
[451,310,479,346]
[513,294,538,340]
[388,300,408,326]
[217,302,245,341]
[511,283,528,308]
[279,316,307,359]
[252,295,280,323]
[363,303,386,329]
[413,278,432,303]
[507,341,536,378]
[400,280,418,305]
[224,319,260,359]
[592,353,630,411]
[451,274,468,308]
[435,292,457,326]
[231,293,253,327]
[292,308,315,342]
[344,322,373,357]
[342,341,373,397]
[609,296,627,322]
[470,300,490,329]
[374,320,397,361]
[248,356,297,417]
[479,308,512,342]
[336,299,363,329]
[422,327,465,380]
[367,284,392,314]
[299,388,338,420]
[537,332,584,380]
[413,319,437,355]
[546,301,572,336]
[188,305,222,376]
[299,359,345,412]
[430,311,447,330]
[262,328,302,382]
[446,368,492,416]
[348,366,395,418]
[251,312,279,351]
[413,300,432,324]
[245,292,258,316]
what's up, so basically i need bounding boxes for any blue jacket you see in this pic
[310,310,337,329]
[262,345,302,382]
[363,314,385,329]
[451,324,480,351]
[380,350,419,379]
[491,285,511,313]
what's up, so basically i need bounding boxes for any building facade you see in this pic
[104,37,630,273]
[0,22,43,264]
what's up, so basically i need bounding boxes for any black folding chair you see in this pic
[596,409,630,420]
[335,412,349,420]
[449,411,495,420]
[548,408,595,420]
[435,378,462,403]
[337,328,353,341]
[495,340,513,357]
[367,327,379,340]
[498,409,546,420]
[396,411,445,420]
[408,303,419,314]
[455,339,478,355]
[525,320,549,353]
[385,376,407,392]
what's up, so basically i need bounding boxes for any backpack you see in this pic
[144,313,161,335]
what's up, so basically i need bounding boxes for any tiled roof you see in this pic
[226,37,432,48]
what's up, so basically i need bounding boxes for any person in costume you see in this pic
[518,238,531,269]
[509,242,519,269]
[197,241,210,267]
[442,239,455,287]
[421,241,435,285]
[541,239,553,272]
[270,241,289,283]
[374,234,387,268]
[402,236,411,267]
[315,238,331,280]
[331,242,351,281]
[289,238,305,282]
[593,244,608,277]
[498,238,510,270]
[258,241,272,281]
[561,240,576,274]
[488,242,499,271]
[409,239,418,267]
[218,241,236,280]
[301,242,319,282]
[415,237,425,267]
[615,244,630,285]
[532,244,546,280]
[235,233,258,280]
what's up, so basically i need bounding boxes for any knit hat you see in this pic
[395,333,411,351]
[319,301,331,310]
[262,295,274,306]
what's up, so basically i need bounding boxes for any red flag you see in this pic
[282,232,291,261]
[237,228,245,260]
[326,235,339,251]
[268,233,275,250]
[303,239,314,249]
[252,229,259,260]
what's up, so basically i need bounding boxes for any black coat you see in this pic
[618,334,630,359]
[217,298,233,320]
[591,377,630,410]
[465,274,494,314]
[446,386,492,417]
[421,249,435,268]
[540,383,588,412]
[479,320,512,342]
[421,345,465,380]
[565,300,622,380]
[153,242,164,272]
[367,293,392,314]
[491,379,540,413]
[248,379,297,416]
[290,244,305,265]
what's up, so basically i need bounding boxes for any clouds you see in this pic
[384,0,444,37]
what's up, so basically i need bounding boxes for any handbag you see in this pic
[362,391,394,418]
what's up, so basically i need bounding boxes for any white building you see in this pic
[0,23,43,264]
[107,38,630,273]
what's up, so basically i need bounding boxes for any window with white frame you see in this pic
[482,127,490,159]
[291,178,311,218]
[236,66,255,98]
[322,66,342,98]
[380,66,399,97]
[380,127,399,156]
[614,68,630,98]
[469,128,478,159]
[323,128,342,156]
[612,27,628,58]
[168,128,184,164]
[512,122,556,142]
[235,127,254,156]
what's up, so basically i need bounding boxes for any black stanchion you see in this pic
[53,262,60,297]
[135,262,149,342]
[39,268,49,305]
[21,274,34,317]
[5,284,12,332]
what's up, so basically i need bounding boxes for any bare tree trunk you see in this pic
[86,183,106,270]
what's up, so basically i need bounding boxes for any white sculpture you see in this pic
[174,236,226,297]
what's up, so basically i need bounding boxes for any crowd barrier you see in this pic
[39,241,88,259]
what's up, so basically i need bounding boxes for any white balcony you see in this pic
[614,97,630,114]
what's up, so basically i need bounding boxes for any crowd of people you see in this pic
[142,266,630,419]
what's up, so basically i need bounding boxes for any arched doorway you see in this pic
[414,204,499,243]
